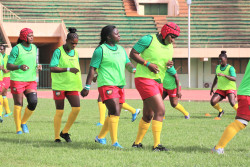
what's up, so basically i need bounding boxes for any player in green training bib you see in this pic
[7,28,42,134]
[162,66,190,119]
[0,51,4,123]
[0,44,12,118]
[209,51,238,120]
[212,59,250,154]
[130,22,180,151]
[50,28,82,143]
[81,25,136,148]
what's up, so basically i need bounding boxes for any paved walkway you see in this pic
[6,89,212,101]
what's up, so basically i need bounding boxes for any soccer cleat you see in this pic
[211,146,224,154]
[54,139,61,143]
[21,124,29,133]
[4,112,13,117]
[95,136,106,145]
[132,109,141,122]
[60,131,72,142]
[218,110,225,118]
[112,142,123,148]
[152,144,169,152]
[0,117,3,123]
[96,122,103,126]
[132,142,143,148]
[16,131,22,135]
[185,114,190,119]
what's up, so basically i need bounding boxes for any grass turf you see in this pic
[0,98,249,167]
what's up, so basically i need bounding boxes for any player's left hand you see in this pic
[81,88,89,98]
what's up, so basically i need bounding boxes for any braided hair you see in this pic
[99,25,116,45]
[67,27,78,40]
[219,50,227,59]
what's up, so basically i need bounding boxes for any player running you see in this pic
[209,51,238,120]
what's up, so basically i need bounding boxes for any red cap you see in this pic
[161,22,180,39]
[19,28,33,42]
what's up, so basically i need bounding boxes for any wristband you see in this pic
[146,62,151,67]
[143,61,148,66]
[18,65,21,69]
[67,68,70,72]
[84,84,91,90]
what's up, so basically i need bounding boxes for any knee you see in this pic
[210,100,215,106]
[26,92,37,111]
[229,101,235,107]
[143,113,153,122]
[171,102,177,108]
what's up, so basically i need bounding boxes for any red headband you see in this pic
[19,28,33,42]
[161,22,180,39]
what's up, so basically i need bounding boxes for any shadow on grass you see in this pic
[0,137,129,151]
[169,145,211,153]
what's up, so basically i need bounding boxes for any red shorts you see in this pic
[2,77,10,90]
[10,80,37,94]
[215,89,237,98]
[236,95,250,121]
[98,86,125,103]
[53,90,79,100]
[163,86,181,98]
[135,77,163,100]
[0,81,3,92]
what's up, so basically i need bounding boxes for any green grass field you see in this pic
[0,98,249,167]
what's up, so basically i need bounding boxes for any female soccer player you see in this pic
[0,44,12,117]
[162,66,189,119]
[212,59,250,154]
[50,27,82,143]
[130,22,180,151]
[7,28,42,134]
[81,25,135,148]
[209,51,237,120]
